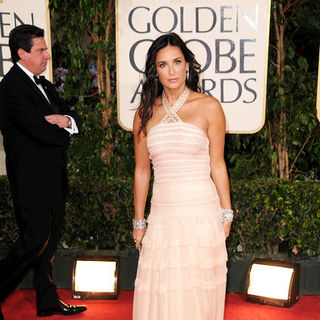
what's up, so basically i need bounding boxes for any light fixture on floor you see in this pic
[72,256,120,299]
[246,258,300,307]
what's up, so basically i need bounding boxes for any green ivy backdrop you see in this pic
[1,176,319,258]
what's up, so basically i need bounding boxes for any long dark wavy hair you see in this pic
[137,33,201,136]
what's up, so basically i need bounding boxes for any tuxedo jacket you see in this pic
[0,64,81,209]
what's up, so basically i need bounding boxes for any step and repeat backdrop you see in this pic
[0,0,51,175]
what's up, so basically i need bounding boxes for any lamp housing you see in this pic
[246,258,300,307]
[72,255,120,299]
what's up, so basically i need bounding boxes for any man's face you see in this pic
[18,37,50,75]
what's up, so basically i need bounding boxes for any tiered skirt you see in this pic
[133,179,228,320]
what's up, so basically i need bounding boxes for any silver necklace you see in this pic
[161,87,190,123]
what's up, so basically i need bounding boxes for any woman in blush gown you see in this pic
[132,33,233,320]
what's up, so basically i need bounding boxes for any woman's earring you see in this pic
[186,69,189,81]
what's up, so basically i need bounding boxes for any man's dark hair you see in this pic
[9,24,44,63]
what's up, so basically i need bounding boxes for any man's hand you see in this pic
[45,115,69,128]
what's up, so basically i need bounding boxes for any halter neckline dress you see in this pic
[133,88,228,320]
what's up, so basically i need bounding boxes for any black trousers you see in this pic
[0,203,65,309]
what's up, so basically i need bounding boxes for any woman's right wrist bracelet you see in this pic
[133,218,147,229]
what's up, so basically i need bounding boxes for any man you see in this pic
[0,25,86,318]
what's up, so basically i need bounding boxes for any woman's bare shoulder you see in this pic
[191,91,223,115]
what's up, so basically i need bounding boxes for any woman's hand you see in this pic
[133,228,147,250]
[222,222,232,239]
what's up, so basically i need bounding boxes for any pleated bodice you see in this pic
[147,121,210,183]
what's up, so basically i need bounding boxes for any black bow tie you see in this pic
[34,75,46,86]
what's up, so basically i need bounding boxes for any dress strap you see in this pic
[161,87,190,123]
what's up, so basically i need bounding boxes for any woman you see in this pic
[132,33,233,320]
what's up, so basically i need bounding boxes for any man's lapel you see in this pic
[12,64,54,110]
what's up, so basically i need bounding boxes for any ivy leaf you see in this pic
[278,87,285,95]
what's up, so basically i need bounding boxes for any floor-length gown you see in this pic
[133,88,228,320]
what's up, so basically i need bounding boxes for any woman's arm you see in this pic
[206,97,232,238]
[133,112,151,249]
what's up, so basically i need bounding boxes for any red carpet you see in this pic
[2,289,319,320]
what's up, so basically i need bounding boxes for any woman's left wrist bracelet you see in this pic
[133,218,147,229]
[222,208,234,222]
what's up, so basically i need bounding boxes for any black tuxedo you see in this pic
[0,64,81,208]
[0,64,81,308]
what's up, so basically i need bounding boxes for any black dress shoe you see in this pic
[37,300,87,317]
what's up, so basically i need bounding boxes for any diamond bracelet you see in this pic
[222,208,234,222]
[133,218,147,229]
